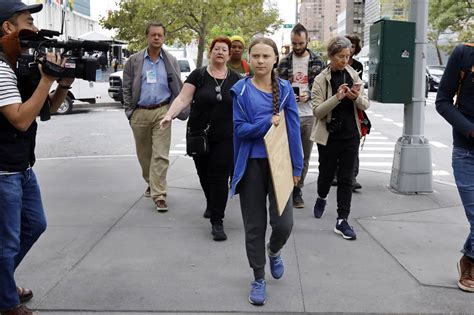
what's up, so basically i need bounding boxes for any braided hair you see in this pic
[248,37,280,115]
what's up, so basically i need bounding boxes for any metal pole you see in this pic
[295,0,299,24]
[390,0,432,193]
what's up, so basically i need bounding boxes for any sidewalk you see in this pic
[16,153,473,314]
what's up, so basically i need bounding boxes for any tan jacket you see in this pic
[122,48,182,119]
[310,65,369,145]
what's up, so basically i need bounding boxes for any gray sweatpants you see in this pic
[238,159,294,280]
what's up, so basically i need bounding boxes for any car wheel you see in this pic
[56,96,73,115]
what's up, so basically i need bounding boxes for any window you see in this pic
[178,60,190,72]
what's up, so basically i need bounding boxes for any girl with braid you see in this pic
[230,37,303,306]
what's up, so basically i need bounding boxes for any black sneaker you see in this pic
[293,187,304,208]
[211,224,227,241]
[352,178,362,191]
[313,197,326,218]
[334,219,357,240]
[203,208,212,218]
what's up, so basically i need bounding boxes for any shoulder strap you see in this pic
[193,66,207,89]
[242,59,250,75]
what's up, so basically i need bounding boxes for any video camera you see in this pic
[18,28,110,82]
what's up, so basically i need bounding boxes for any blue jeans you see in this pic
[0,169,47,310]
[452,147,474,260]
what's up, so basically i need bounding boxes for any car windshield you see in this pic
[179,60,190,72]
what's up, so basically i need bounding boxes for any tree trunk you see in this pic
[196,34,206,68]
[435,42,443,65]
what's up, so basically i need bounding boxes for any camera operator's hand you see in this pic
[57,57,75,87]
[38,52,63,83]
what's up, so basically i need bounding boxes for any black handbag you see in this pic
[186,125,210,157]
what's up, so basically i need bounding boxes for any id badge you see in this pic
[146,70,157,84]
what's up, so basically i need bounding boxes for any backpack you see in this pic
[455,43,474,107]
[242,59,250,76]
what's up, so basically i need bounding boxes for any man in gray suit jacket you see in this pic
[123,22,182,212]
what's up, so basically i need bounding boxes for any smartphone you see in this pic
[292,86,300,96]
[352,82,363,92]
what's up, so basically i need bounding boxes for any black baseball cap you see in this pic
[0,0,43,25]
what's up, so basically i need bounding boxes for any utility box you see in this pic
[368,19,416,103]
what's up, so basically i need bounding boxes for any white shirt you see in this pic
[0,60,21,108]
[292,54,312,117]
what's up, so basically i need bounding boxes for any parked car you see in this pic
[426,65,445,91]
[51,79,99,115]
[108,57,196,103]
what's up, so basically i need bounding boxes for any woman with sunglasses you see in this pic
[160,37,240,241]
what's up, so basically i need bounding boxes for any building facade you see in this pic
[25,0,97,40]
[299,0,346,43]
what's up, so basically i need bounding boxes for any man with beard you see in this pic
[278,23,324,208]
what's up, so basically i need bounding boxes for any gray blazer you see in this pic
[122,48,182,119]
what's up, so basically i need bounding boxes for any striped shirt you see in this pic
[0,61,22,174]
[0,60,21,108]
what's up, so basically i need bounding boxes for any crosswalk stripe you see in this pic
[430,141,449,148]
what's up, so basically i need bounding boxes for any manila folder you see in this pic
[264,111,293,216]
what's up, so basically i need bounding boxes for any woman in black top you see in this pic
[310,36,369,240]
[160,37,240,241]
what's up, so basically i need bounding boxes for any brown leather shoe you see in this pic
[154,199,168,212]
[16,287,33,303]
[1,305,33,315]
[457,255,474,292]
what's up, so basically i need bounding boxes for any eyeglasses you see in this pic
[215,86,223,102]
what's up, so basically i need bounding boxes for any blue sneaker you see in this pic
[334,219,357,240]
[267,243,284,279]
[313,197,326,218]
[249,279,266,306]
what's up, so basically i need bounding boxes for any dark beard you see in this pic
[293,48,306,57]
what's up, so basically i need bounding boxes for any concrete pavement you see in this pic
[15,149,474,313]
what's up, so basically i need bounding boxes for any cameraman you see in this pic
[0,1,74,314]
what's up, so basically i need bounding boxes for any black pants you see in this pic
[317,137,360,219]
[238,159,294,280]
[193,139,233,225]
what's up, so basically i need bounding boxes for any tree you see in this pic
[308,40,327,62]
[101,0,282,67]
[428,0,473,64]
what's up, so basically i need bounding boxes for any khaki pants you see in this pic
[130,106,171,201]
